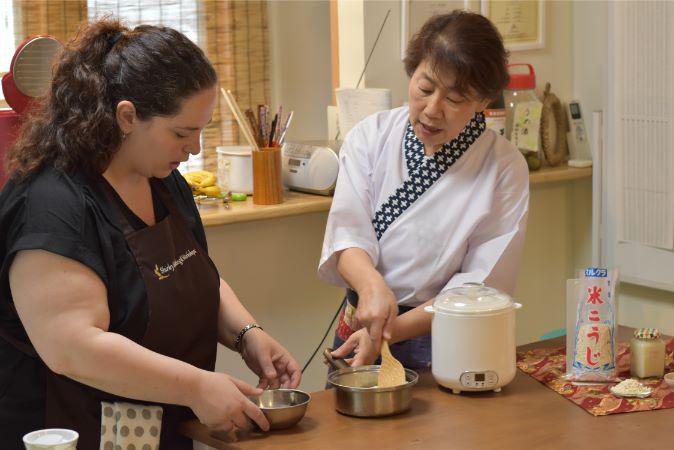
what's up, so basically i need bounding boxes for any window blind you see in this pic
[607,1,674,292]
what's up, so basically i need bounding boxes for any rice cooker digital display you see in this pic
[460,371,498,389]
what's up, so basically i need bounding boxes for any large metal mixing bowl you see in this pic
[326,365,419,417]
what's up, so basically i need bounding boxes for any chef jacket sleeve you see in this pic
[317,121,380,288]
[442,152,529,296]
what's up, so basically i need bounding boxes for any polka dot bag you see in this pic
[100,402,162,450]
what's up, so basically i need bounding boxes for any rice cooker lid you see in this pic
[433,283,513,315]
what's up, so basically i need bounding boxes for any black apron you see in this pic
[1,177,219,450]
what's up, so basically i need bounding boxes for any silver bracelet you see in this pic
[234,323,263,353]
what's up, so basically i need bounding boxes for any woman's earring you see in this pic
[122,133,127,140]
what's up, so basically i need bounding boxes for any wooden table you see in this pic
[181,328,664,450]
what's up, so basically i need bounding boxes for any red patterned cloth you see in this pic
[516,338,674,416]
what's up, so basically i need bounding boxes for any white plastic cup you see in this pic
[216,146,253,194]
[335,88,392,137]
[23,429,78,450]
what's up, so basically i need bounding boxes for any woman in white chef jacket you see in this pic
[319,10,529,367]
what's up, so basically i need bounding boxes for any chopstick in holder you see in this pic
[278,110,294,145]
[274,105,283,145]
[259,105,270,149]
[220,88,260,151]
[244,108,260,146]
[255,105,263,146]
[269,114,278,147]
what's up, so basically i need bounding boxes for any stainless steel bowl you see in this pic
[249,389,311,430]
[327,365,419,417]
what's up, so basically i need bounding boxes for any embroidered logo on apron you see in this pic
[154,265,170,280]
[153,248,198,280]
[371,112,486,240]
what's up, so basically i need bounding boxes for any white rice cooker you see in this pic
[424,283,522,394]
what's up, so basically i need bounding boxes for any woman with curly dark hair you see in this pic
[0,19,300,450]
[321,11,529,368]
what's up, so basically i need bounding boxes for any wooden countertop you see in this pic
[529,164,593,185]
[201,164,592,227]
[181,327,666,450]
[198,191,333,227]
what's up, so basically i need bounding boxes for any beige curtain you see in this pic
[202,0,270,170]
[12,0,270,172]
[13,0,88,45]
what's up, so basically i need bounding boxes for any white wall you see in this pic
[362,0,407,106]
[361,1,574,105]
[267,0,332,142]
[509,1,573,101]
[620,283,674,334]
[515,179,592,344]
[206,212,343,393]
[337,0,365,88]
[572,1,608,117]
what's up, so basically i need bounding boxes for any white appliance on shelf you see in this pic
[281,141,340,196]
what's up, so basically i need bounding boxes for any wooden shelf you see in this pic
[529,164,592,185]
[201,164,592,227]
[199,191,333,227]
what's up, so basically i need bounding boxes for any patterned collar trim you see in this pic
[371,112,486,240]
[404,112,486,174]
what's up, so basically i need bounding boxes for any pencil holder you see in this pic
[252,147,284,205]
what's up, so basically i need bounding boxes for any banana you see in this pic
[183,171,202,188]
[183,170,217,190]
[197,172,216,189]
[182,172,200,189]
[198,185,221,197]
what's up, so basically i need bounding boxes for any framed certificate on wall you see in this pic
[481,0,545,51]
[401,0,468,59]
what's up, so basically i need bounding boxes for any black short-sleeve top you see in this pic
[0,167,210,348]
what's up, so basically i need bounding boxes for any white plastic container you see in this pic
[424,283,522,394]
[23,429,78,450]
[216,146,253,194]
[335,88,392,137]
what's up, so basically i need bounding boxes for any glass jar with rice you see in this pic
[630,328,665,379]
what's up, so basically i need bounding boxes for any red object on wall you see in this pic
[0,110,21,189]
[2,71,30,116]
[1,35,61,191]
